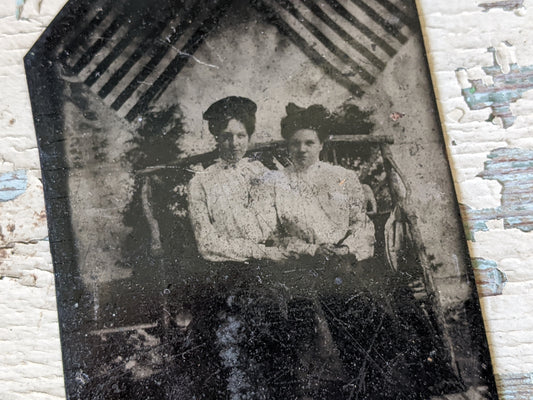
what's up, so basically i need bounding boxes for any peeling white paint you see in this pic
[418,0,533,385]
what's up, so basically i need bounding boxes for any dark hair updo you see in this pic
[203,96,257,138]
[280,103,331,143]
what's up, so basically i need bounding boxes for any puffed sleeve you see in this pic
[343,170,375,261]
[188,173,282,262]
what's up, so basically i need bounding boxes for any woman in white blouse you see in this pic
[186,96,290,399]
[187,96,285,263]
[263,104,456,399]
[264,103,375,267]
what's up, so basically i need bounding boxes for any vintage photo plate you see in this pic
[25,0,498,398]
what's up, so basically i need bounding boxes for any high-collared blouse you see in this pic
[187,158,277,262]
[267,161,375,261]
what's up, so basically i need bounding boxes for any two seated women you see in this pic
[188,96,375,267]
[184,96,453,399]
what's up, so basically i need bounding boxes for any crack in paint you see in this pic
[471,258,507,297]
[479,0,525,12]
[0,170,27,202]
[461,148,533,240]
[456,43,533,128]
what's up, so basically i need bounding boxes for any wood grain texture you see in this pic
[417,0,533,397]
[0,1,68,399]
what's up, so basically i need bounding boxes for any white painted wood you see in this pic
[0,1,68,399]
[417,0,533,392]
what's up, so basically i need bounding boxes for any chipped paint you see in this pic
[479,0,525,12]
[461,148,533,238]
[15,0,25,19]
[495,372,533,399]
[460,204,489,241]
[471,258,507,297]
[456,43,533,128]
[0,170,27,202]
[478,148,533,232]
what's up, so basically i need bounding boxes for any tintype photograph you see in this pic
[26,0,498,398]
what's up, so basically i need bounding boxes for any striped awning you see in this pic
[57,0,418,122]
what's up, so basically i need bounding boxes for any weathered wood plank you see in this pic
[417,0,533,397]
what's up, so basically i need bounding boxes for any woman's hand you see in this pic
[315,244,350,257]
[262,246,293,262]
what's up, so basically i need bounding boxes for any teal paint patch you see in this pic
[471,258,507,296]
[15,0,25,19]
[457,46,533,128]
[496,372,533,399]
[478,148,533,232]
[460,204,490,242]
[460,148,533,239]
[472,258,498,269]
[0,170,27,202]
[479,0,524,12]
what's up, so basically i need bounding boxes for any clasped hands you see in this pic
[264,237,351,262]
[314,243,350,258]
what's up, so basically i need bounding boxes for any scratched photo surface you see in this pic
[26,0,498,399]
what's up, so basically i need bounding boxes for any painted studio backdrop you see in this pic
[26,0,497,399]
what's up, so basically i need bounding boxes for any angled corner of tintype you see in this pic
[26,0,499,398]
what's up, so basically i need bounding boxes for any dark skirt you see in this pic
[177,257,462,399]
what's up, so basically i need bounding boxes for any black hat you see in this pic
[280,103,331,142]
[203,96,257,137]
